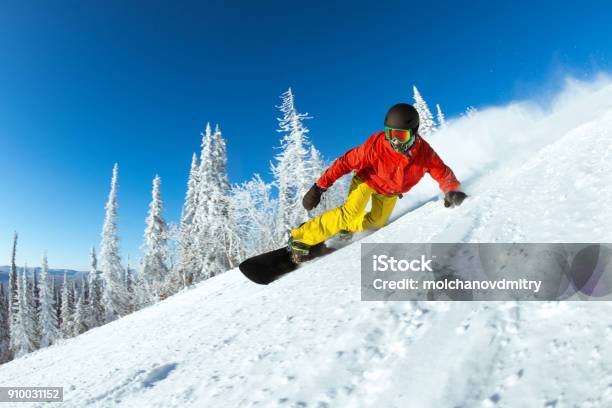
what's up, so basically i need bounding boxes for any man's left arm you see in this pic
[425,144,467,208]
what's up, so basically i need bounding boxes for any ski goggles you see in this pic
[384,126,416,145]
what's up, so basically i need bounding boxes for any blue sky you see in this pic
[1,0,610,269]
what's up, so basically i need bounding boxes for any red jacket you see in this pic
[317,132,460,195]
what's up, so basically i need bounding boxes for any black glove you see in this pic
[444,191,467,208]
[302,183,326,210]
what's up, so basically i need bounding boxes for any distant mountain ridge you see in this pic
[0,266,87,286]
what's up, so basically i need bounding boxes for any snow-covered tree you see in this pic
[0,284,11,363]
[141,175,170,299]
[176,153,200,287]
[38,254,60,348]
[193,123,234,281]
[99,163,129,321]
[436,104,447,128]
[32,268,40,312]
[54,285,61,328]
[125,256,133,298]
[212,124,241,269]
[413,86,436,136]
[23,267,38,349]
[131,269,152,311]
[10,269,37,357]
[213,124,231,197]
[88,248,104,329]
[192,124,214,281]
[30,267,40,346]
[60,272,74,338]
[271,88,313,243]
[73,294,88,336]
[8,232,18,337]
[231,175,278,257]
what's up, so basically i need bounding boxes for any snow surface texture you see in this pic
[2,77,612,407]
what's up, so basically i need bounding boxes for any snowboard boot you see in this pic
[336,229,353,241]
[287,236,311,264]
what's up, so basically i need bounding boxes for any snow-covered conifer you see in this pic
[271,88,313,243]
[99,164,129,321]
[60,273,74,338]
[141,175,169,299]
[23,267,38,349]
[413,86,436,136]
[176,153,200,287]
[8,232,18,333]
[212,124,240,269]
[230,175,277,257]
[0,284,11,363]
[73,295,88,336]
[54,286,61,326]
[131,269,152,311]
[192,124,214,281]
[10,269,36,357]
[30,268,40,346]
[87,247,105,329]
[125,256,133,297]
[213,124,231,198]
[38,254,60,348]
[194,123,233,280]
[436,104,447,128]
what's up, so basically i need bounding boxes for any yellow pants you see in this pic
[291,175,398,246]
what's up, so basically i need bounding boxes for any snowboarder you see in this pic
[288,103,467,263]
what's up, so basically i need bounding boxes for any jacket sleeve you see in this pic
[316,141,373,189]
[425,143,461,194]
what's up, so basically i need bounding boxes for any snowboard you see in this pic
[239,242,336,285]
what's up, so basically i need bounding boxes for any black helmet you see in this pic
[384,103,419,131]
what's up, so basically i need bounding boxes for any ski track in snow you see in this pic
[2,93,612,407]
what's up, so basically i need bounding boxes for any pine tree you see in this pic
[72,281,79,328]
[271,88,313,244]
[176,153,200,287]
[73,295,88,336]
[54,285,61,326]
[38,254,60,348]
[23,267,38,349]
[193,124,214,281]
[213,124,231,198]
[212,124,239,269]
[125,255,133,307]
[88,248,105,329]
[141,175,170,299]
[231,175,277,257]
[0,284,11,363]
[99,163,129,321]
[132,269,152,311]
[8,232,18,342]
[10,269,36,357]
[193,123,233,280]
[30,267,40,346]
[412,86,436,136]
[32,268,40,313]
[436,104,447,128]
[60,272,74,338]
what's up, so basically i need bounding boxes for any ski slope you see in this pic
[2,78,612,407]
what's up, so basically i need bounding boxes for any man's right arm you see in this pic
[316,141,373,189]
